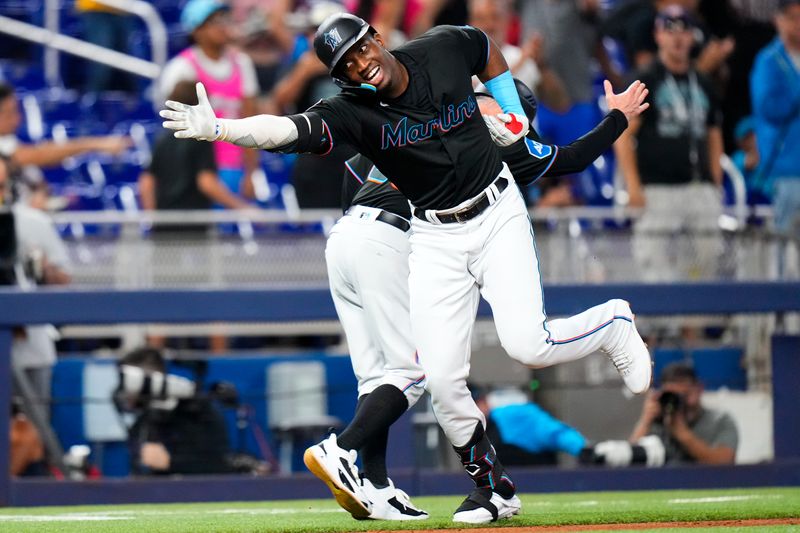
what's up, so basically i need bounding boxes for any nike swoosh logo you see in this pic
[379,102,389,107]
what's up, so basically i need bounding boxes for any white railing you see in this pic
[0,0,167,86]
[47,204,772,226]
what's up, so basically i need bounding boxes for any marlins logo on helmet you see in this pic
[324,27,342,51]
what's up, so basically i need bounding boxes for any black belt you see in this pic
[346,207,411,232]
[413,177,509,224]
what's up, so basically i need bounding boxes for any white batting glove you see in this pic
[483,112,529,147]
[160,82,219,141]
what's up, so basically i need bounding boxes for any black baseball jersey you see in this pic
[342,154,412,218]
[341,109,629,213]
[292,25,504,211]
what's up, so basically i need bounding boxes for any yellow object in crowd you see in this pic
[75,0,123,13]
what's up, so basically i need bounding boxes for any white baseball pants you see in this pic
[326,208,426,407]
[409,166,633,447]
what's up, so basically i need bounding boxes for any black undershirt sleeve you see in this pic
[546,109,628,177]
[267,113,328,154]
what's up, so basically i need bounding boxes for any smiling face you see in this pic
[336,33,397,92]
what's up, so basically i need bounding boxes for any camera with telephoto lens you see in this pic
[656,391,685,422]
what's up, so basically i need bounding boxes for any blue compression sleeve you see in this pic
[483,70,525,116]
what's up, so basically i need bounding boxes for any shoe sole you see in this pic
[303,447,370,519]
[453,496,521,524]
[368,512,430,521]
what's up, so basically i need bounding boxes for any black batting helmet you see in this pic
[514,78,538,123]
[314,13,374,75]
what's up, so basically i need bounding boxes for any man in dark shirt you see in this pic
[161,14,651,523]
[139,80,250,217]
[613,6,725,282]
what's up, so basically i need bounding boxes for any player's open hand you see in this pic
[160,82,219,141]
[604,80,649,123]
[483,112,529,147]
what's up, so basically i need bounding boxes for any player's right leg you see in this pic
[408,218,519,524]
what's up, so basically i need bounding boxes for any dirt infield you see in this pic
[398,518,800,532]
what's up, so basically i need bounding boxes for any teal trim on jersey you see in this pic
[367,165,388,183]
[484,70,524,116]
[344,160,364,184]
[360,83,377,92]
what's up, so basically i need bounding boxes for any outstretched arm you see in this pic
[161,83,299,151]
[547,80,649,176]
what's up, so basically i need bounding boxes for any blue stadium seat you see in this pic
[652,349,686,388]
[691,348,746,391]
[0,60,47,89]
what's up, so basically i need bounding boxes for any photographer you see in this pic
[629,363,738,465]
[116,347,267,476]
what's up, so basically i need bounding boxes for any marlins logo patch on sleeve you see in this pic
[524,138,553,159]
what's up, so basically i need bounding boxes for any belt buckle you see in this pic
[453,208,469,224]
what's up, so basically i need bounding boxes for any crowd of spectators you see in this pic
[0,0,796,220]
[133,0,793,227]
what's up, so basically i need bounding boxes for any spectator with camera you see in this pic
[629,362,738,465]
[116,347,268,476]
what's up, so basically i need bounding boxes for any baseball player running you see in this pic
[317,85,541,522]
[161,13,651,524]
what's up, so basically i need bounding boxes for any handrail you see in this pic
[721,153,749,227]
[0,15,160,80]
[45,205,774,226]
[90,0,168,68]
[0,0,167,85]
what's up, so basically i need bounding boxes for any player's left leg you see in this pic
[307,216,427,520]
[475,183,651,394]
[303,220,384,519]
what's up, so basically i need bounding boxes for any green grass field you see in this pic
[0,487,797,533]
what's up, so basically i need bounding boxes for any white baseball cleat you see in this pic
[603,300,652,395]
[452,489,521,524]
[360,477,429,520]
[303,434,371,519]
